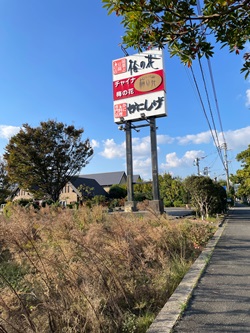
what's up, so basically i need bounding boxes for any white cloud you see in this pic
[246,89,250,107]
[157,134,174,144]
[100,139,125,159]
[132,137,151,156]
[160,150,205,169]
[176,126,250,151]
[177,131,211,145]
[0,125,20,139]
[224,126,250,150]
[133,157,152,179]
[91,139,99,148]
[162,152,182,168]
[98,126,250,179]
[100,135,166,161]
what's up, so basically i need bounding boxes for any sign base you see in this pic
[148,200,164,214]
[124,201,137,212]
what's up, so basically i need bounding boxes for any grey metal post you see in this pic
[150,118,159,200]
[126,121,134,202]
[150,118,163,213]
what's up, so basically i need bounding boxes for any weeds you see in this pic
[0,205,217,332]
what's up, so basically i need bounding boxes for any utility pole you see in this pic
[203,167,209,176]
[221,142,230,192]
[194,157,201,176]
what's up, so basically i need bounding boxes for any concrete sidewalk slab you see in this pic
[147,212,229,333]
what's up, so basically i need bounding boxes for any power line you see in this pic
[197,58,222,152]
[190,65,225,167]
[197,0,230,190]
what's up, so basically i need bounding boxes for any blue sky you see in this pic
[0,0,249,181]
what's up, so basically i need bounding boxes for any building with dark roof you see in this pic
[82,171,142,192]
[81,171,127,192]
[11,177,108,205]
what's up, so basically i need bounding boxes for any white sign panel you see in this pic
[112,49,167,124]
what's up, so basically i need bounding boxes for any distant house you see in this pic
[11,177,108,205]
[11,188,33,201]
[82,171,142,192]
[10,172,142,204]
[133,175,142,184]
[60,176,107,206]
[82,171,127,192]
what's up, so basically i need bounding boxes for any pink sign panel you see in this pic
[113,69,165,101]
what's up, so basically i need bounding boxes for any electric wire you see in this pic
[196,0,226,143]
[190,0,229,183]
[197,57,224,161]
[207,58,226,144]
[190,65,225,167]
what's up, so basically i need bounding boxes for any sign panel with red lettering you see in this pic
[112,49,167,123]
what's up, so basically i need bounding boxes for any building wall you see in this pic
[12,184,79,205]
[59,184,78,205]
[12,189,33,201]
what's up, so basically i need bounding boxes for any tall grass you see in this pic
[0,204,216,333]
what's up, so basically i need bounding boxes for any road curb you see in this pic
[147,216,228,333]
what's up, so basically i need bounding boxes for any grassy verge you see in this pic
[0,204,217,333]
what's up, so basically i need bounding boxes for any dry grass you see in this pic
[0,204,217,333]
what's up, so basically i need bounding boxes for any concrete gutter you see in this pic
[147,216,228,333]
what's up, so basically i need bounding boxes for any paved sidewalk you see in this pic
[147,204,250,333]
[172,204,250,332]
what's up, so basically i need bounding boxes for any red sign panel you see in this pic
[113,69,165,101]
[112,58,127,75]
[114,103,127,118]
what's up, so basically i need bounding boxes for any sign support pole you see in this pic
[125,121,137,212]
[149,117,164,214]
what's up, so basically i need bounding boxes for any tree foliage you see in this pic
[109,184,127,199]
[134,180,153,201]
[231,144,250,198]
[4,120,93,202]
[158,173,186,206]
[0,159,12,204]
[102,0,250,77]
[184,175,227,218]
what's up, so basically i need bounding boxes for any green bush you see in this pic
[173,200,183,207]
[3,201,13,217]
[134,192,147,202]
[91,195,108,206]
[109,185,127,199]
[163,199,173,207]
[0,261,27,289]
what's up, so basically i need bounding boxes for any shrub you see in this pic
[3,201,13,217]
[163,199,173,207]
[109,184,127,199]
[173,200,183,207]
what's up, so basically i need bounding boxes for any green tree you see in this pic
[231,144,250,199]
[109,184,127,199]
[133,180,153,201]
[4,120,93,202]
[159,173,184,206]
[102,0,250,77]
[0,159,12,204]
[184,175,227,218]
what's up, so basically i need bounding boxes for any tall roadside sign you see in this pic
[112,49,167,213]
[112,49,166,123]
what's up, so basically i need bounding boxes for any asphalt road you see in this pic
[172,204,250,333]
[110,207,194,217]
[164,207,194,217]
